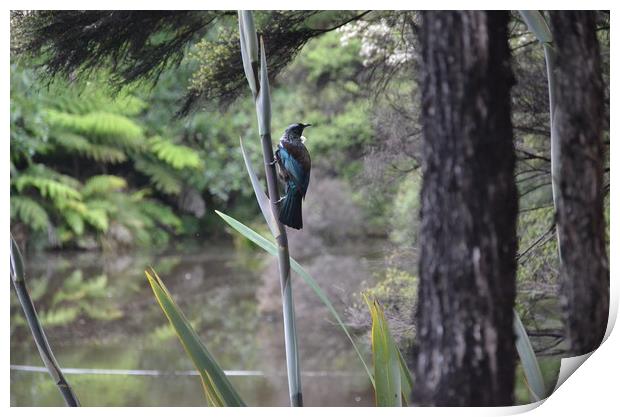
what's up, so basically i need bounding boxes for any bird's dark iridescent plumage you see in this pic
[275,123,312,229]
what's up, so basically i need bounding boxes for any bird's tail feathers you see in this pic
[278,184,303,230]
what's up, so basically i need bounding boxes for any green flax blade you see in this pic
[514,309,546,401]
[396,345,414,404]
[239,136,277,236]
[145,269,245,406]
[519,11,552,44]
[365,296,402,406]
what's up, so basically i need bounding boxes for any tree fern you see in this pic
[139,200,182,231]
[134,158,183,195]
[14,173,82,202]
[61,210,85,236]
[44,109,145,149]
[82,175,127,196]
[81,206,109,231]
[51,131,127,163]
[83,198,119,214]
[10,196,50,231]
[11,63,206,249]
[149,136,202,169]
[44,77,147,116]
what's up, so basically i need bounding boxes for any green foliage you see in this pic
[52,132,128,163]
[10,64,202,249]
[389,173,421,247]
[14,165,82,201]
[82,175,127,196]
[303,31,362,83]
[45,109,145,148]
[10,64,50,164]
[149,136,202,170]
[11,196,49,231]
[355,268,417,347]
[134,158,184,195]
[366,269,417,317]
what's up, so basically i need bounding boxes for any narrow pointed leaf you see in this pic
[215,210,375,387]
[240,10,258,63]
[145,269,245,406]
[519,11,552,44]
[365,296,402,406]
[238,11,257,97]
[396,347,414,404]
[239,137,277,236]
[514,309,546,401]
[256,37,271,136]
[519,10,563,268]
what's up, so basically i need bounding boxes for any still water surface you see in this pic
[10,240,388,406]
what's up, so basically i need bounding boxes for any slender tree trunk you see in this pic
[413,11,518,406]
[549,11,609,356]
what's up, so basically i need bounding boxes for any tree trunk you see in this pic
[413,11,518,406]
[549,11,609,356]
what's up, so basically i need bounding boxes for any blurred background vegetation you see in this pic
[10,11,609,406]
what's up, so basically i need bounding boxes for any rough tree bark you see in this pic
[549,11,609,356]
[413,11,518,406]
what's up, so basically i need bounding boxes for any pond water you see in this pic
[10,236,565,406]
[10,239,389,406]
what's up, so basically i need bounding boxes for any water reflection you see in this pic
[10,240,382,406]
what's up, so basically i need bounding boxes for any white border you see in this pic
[3,3,618,415]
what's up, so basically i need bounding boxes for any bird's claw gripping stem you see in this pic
[267,158,278,166]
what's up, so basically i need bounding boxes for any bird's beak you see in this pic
[302,123,312,128]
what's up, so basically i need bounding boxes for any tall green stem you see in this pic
[238,11,302,406]
[10,235,80,406]
[519,10,562,260]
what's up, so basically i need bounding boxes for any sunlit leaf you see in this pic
[365,295,413,406]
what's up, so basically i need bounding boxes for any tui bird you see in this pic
[274,123,312,229]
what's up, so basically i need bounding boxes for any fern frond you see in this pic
[134,158,183,195]
[62,210,85,235]
[46,87,146,116]
[55,199,88,214]
[14,175,82,202]
[82,207,109,231]
[84,198,119,214]
[44,109,144,149]
[24,164,83,189]
[140,200,182,231]
[10,196,50,231]
[149,136,201,170]
[82,175,127,196]
[52,132,127,163]
[109,94,147,116]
